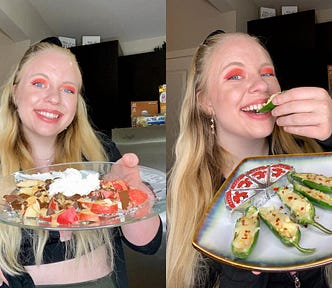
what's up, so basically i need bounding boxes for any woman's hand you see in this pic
[110,153,161,246]
[272,87,332,141]
[111,153,141,186]
[109,153,155,201]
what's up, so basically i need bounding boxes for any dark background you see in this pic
[247,10,332,91]
[70,42,166,134]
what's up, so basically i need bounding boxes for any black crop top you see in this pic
[16,135,163,287]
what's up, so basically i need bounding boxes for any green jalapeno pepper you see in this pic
[288,173,332,210]
[277,186,332,234]
[290,172,332,194]
[258,205,315,254]
[231,206,260,259]
[258,91,283,113]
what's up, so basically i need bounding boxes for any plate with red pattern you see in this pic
[193,153,332,272]
[225,163,292,210]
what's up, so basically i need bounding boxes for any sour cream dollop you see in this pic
[48,168,100,197]
[15,168,101,197]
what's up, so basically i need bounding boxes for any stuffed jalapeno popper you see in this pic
[288,173,332,210]
[231,206,260,259]
[258,206,315,254]
[277,186,332,234]
[257,91,283,113]
[290,172,332,194]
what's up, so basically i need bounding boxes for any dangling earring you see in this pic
[210,117,215,134]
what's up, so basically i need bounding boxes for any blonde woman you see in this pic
[0,42,161,287]
[167,32,332,288]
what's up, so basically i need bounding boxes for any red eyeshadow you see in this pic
[31,78,47,85]
[62,85,76,94]
[261,67,274,75]
[224,68,244,79]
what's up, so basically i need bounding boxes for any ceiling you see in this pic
[0,1,330,48]
[252,0,332,11]
[208,0,332,14]
[5,0,165,45]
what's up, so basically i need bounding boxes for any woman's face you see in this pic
[13,49,81,139]
[203,35,280,144]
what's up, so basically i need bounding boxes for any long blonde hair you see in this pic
[0,42,114,275]
[166,32,323,287]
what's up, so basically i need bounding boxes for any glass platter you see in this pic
[0,161,166,231]
[193,152,332,272]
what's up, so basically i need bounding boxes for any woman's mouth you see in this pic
[241,103,265,113]
[36,110,60,119]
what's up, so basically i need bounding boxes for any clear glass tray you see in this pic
[0,161,166,231]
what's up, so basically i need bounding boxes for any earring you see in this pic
[210,118,215,134]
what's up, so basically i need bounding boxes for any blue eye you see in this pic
[32,79,47,88]
[62,85,76,94]
[261,68,275,77]
[224,68,244,81]
[261,72,275,77]
[63,88,74,94]
[228,75,242,80]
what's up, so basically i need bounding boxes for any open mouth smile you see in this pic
[241,103,265,113]
[36,111,60,119]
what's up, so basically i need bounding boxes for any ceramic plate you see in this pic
[0,161,166,231]
[193,152,332,272]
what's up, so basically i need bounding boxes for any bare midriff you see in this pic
[25,245,112,285]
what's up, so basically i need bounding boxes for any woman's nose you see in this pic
[248,75,269,94]
[44,87,60,104]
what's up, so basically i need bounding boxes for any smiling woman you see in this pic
[0,42,162,288]
[166,32,332,288]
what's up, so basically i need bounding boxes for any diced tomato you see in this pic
[56,207,79,224]
[78,199,94,210]
[99,189,118,200]
[129,189,148,206]
[90,201,118,215]
[38,208,52,222]
[39,215,52,222]
[78,209,100,222]
[48,197,59,211]
[101,179,129,191]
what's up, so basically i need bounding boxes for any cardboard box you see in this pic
[131,101,158,117]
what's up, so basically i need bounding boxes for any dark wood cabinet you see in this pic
[316,21,332,89]
[70,42,165,130]
[70,41,119,134]
[248,10,329,90]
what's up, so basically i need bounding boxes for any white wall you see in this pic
[167,0,237,52]
[0,0,53,42]
[167,1,332,53]
[120,36,166,56]
[0,28,30,87]
[317,8,332,22]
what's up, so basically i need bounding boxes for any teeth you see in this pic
[37,111,59,119]
[242,103,264,112]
